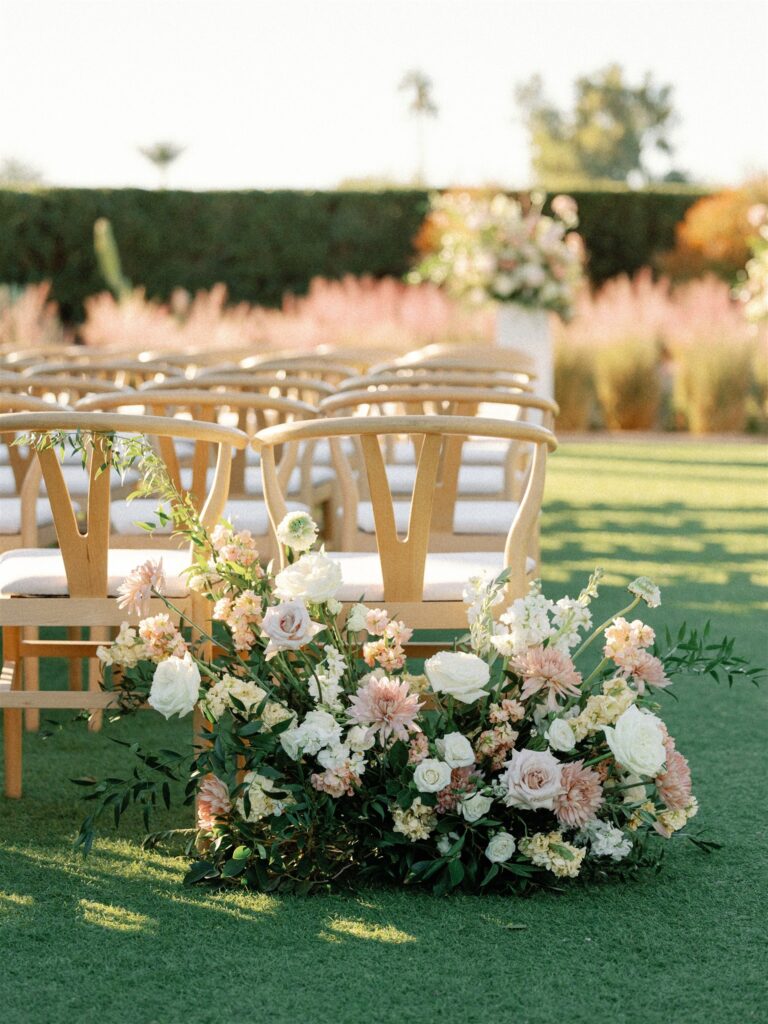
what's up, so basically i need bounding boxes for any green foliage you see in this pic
[93,217,132,300]
[0,186,703,320]
[516,64,680,185]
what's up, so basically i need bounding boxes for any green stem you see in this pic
[583,657,610,688]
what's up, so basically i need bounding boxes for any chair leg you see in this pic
[68,627,83,691]
[87,626,109,732]
[3,626,23,799]
[23,626,40,732]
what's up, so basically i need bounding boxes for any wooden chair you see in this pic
[339,369,535,394]
[142,371,335,407]
[22,359,183,388]
[241,354,357,386]
[370,343,536,385]
[256,414,556,630]
[75,389,326,552]
[0,410,249,798]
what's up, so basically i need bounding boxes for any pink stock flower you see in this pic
[311,768,358,799]
[196,775,232,831]
[365,608,390,636]
[656,738,693,811]
[513,646,582,712]
[117,559,165,617]
[604,617,655,669]
[554,760,604,828]
[435,766,481,813]
[408,733,429,764]
[138,613,186,661]
[348,676,423,744]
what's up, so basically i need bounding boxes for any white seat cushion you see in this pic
[110,497,309,536]
[356,499,520,535]
[0,463,137,498]
[0,498,55,535]
[178,466,334,497]
[389,438,509,467]
[330,550,536,603]
[0,547,192,597]
[385,463,506,496]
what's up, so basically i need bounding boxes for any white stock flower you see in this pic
[261,600,324,658]
[628,577,661,608]
[546,717,576,752]
[236,772,285,823]
[276,511,319,552]
[551,597,592,650]
[279,709,342,759]
[425,651,490,704]
[148,653,200,720]
[491,591,554,657]
[274,550,342,604]
[437,831,460,856]
[346,603,371,632]
[603,705,666,777]
[435,731,475,768]
[461,792,493,823]
[413,758,452,793]
[485,831,516,863]
[581,819,632,861]
[346,725,376,753]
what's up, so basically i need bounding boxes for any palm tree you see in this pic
[399,70,438,185]
[138,141,185,189]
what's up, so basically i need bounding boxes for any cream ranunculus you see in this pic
[275,511,319,552]
[485,831,516,863]
[261,600,323,658]
[425,651,490,704]
[501,748,563,811]
[546,717,576,752]
[436,731,475,768]
[413,758,452,793]
[274,551,342,605]
[148,653,200,719]
[603,705,666,777]
[460,792,493,822]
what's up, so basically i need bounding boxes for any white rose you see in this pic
[274,551,342,604]
[346,603,370,632]
[461,792,493,822]
[346,725,376,752]
[425,651,490,704]
[603,705,666,777]
[485,831,516,863]
[261,600,323,658]
[413,758,452,793]
[546,718,576,752]
[436,731,475,768]
[501,748,563,811]
[148,653,200,720]
[276,511,318,552]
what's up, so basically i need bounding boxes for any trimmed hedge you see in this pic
[0,186,706,321]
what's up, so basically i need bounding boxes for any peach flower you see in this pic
[512,645,582,712]
[554,760,603,828]
[348,675,423,743]
[197,775,231,831]
[656,737,692,811]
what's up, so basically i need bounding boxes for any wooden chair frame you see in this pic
[0,410,249,798]
[255,414,556,630]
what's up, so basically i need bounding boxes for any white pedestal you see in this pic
[495,304,554,399]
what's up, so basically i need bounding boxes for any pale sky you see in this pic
[2,0,766,190]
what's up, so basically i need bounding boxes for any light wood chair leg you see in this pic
[87,626,109,732]
[23,626,40,732]
[3,626,23,799]
[68,626,83,691]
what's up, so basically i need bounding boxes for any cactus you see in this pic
[93,218,132,302]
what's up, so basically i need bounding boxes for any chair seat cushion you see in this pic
[0,547,192,597]
[110,498,308,536]
[389,438,509,467]
[330,550,536,603]
[385,463,506,496]
[0,498,56,535]
[0,463,137,498]
[356,499,520,535]
[179,466,334,497]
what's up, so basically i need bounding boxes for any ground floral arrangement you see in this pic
[31,428,754,896]
[411,190,585,316]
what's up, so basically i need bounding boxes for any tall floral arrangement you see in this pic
[737,204,768,325]
[28,432,756,895]
[411,191,585,316]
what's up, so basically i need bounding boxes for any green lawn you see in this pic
[1,441,766,1024]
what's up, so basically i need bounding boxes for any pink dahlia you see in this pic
[656,738,692,811]
[554,759,603,828]
[197,775,231,831]
[347,675,423,743]
[513,645,582,712]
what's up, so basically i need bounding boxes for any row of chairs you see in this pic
[0,344,557,798]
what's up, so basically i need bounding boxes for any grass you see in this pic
[1,440,766,1024]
